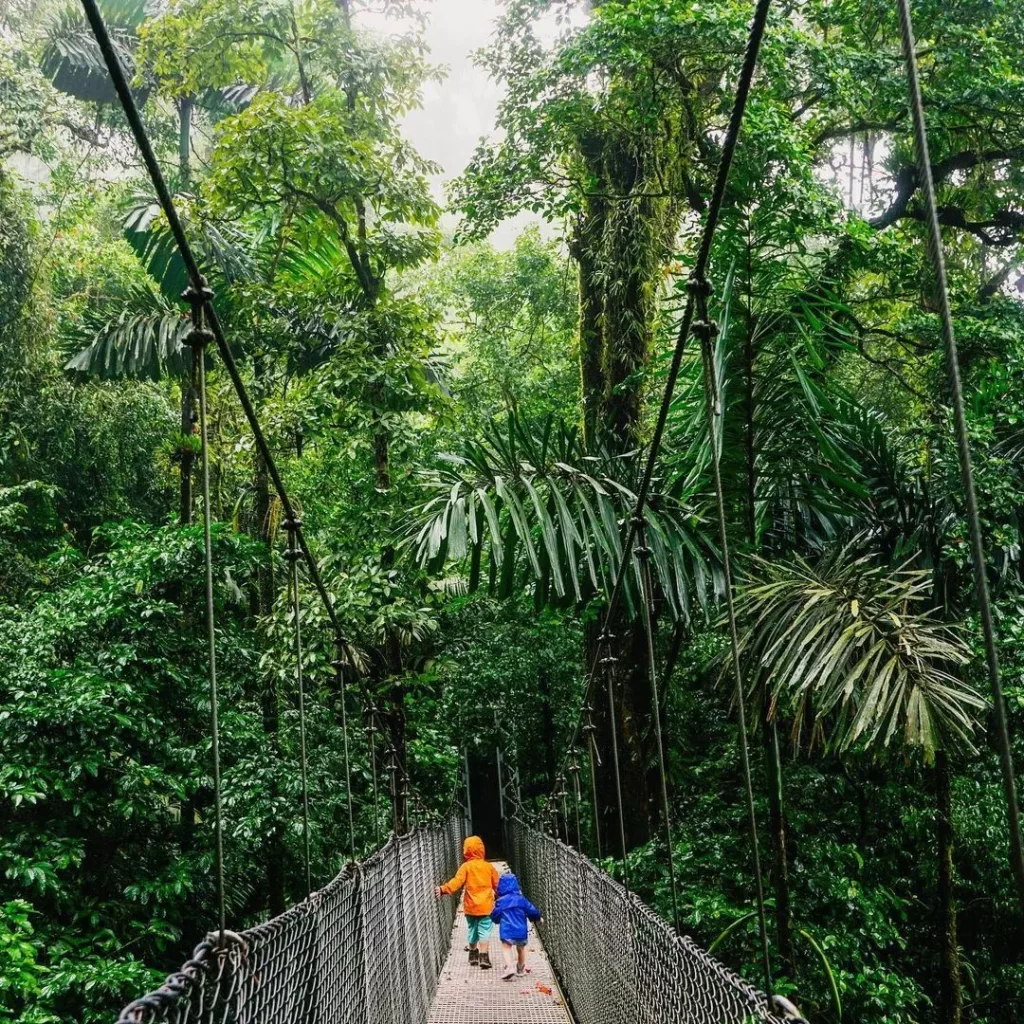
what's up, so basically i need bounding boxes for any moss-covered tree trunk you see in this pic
[574,129,676,851]
[575,200,607,450]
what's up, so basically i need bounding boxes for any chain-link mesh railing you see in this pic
[507,817,788,1024]
[114,813,464,1024]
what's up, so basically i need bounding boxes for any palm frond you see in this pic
[732,543,985,760]
[401,412,717,622]
[665,258,866,553]
[65,283,190,381]
[41,0,150,105]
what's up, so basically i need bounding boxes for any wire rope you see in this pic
[184,287,226,939]
[637,526,681,931]
[696,300,772,992]
[333,639,357,860]
[284,518,313,893]
[895,0,1024,911]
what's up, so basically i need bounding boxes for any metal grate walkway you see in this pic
[428,862,573,1024]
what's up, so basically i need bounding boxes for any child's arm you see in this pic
[435,863,467,898]
[524,898,541,922]
[490,900,504,924]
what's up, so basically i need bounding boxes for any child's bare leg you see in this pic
[500,941,516,978]
[517,945,526,971]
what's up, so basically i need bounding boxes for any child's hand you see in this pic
[434,886,442,898]
[538,917,544,925]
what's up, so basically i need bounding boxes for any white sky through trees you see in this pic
[364,0,557,248]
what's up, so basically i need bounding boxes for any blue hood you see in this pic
[497,873,521,897]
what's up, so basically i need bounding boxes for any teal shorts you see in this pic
[466,915,493,944]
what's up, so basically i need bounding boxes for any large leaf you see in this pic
[401,412,717,621]
[41,0,151,106]
[65,282,191,381]
[732,544,985,760]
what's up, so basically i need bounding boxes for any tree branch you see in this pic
[870,147,1024,230]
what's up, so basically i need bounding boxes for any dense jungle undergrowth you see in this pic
[2,1,1024,1022]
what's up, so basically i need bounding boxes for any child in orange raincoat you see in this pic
[435,836,499,969]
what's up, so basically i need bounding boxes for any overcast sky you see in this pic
[364,0,549,247]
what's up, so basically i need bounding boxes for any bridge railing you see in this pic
[113,813,463,1024]
[507,817,787,1024]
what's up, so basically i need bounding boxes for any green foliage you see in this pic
[424,228,579,430]
[3,1,1024,1023]
[733,545,983,759]
[404,410,715,619]
[0,901,47,1022]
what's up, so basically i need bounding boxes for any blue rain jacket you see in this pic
[490,873,540,943]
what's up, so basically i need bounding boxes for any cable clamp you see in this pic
[184,325,214,350]
[692,319,719,342]
[182,281,215,305]
[685,275,713,298]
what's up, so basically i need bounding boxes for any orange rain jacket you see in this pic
[439,836,499,916]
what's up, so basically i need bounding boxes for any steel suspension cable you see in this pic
[895,0,1024,912]
[637,528,681,931]
[601,639,631,890]
[583,709,603,859]
[365,705,382,847]
[696,298,772,993]
[284,518,312,893]
[184,287,226,939]
[568,750,583,849]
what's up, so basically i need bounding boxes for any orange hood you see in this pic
[463,835,485,860]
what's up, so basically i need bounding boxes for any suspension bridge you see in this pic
[68,0,1024,1019]
[113,813,792,1024]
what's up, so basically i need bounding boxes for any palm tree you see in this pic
[733,544,985,1024]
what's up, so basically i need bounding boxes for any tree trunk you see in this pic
[178,359,197,526]
[574,198,607,450]
[600,142,659,449]
[178,96,193,185]
[590,616,656,851]
[539,668,557,793]
[574,137,672,851]
[935,749,962,1024]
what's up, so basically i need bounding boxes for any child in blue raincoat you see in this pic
[490,872,542,980]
